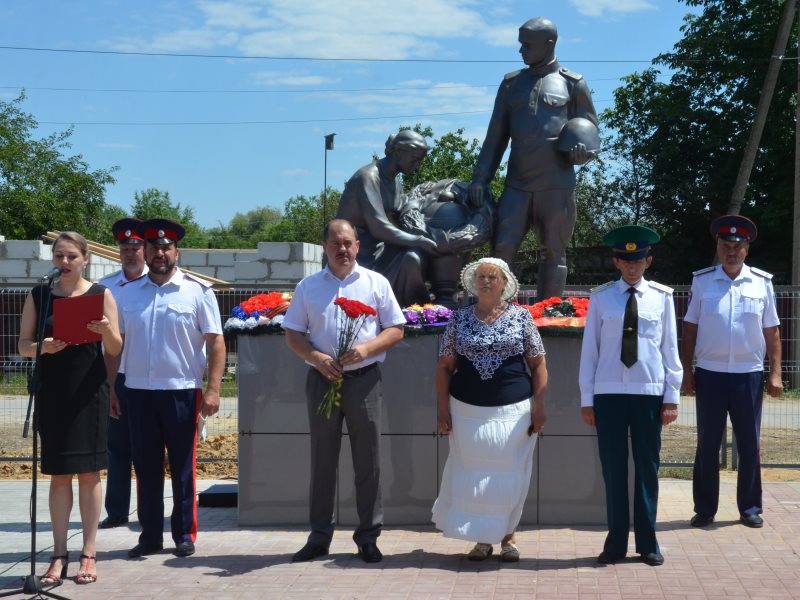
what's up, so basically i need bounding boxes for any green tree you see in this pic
[0,93,116,239]
[399,124,506,201]
[206,206,282,248]
[267,189,341,245]
[95,203,129,245]
[131,188,207,247]
[601,0,796,281]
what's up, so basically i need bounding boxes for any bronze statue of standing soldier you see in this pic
[470,17,599,300]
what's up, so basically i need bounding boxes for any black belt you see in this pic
[342,362,379,379]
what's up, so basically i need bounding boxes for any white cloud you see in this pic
[325,80,494,118]
[480,23,520,48]
[569,0,656,18]
[96,142,138,149]
[252,70,338,86]
[111,29,239,53]
[108,0,491,59]
[281,168,310,177]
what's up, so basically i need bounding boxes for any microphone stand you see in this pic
[1,276,69,599]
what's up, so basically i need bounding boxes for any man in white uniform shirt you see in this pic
[682,215,782,529]
[98,218,148,529]
[579,225,682,567]
[283,219,406,564]
[115,218,225,559]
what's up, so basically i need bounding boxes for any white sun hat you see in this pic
[460,257,519,301]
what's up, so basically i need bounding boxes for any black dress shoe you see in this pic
[292,542,329,562]
[357,542,383,563]
[740,514,764,528]
[128,542,163,558]
[175,540,195,557]
[690,514,714,527]
[597,551,625,564]
[640,552,664,566]
[99,515,129,529]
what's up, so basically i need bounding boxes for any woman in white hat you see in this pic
[432,257,548,562]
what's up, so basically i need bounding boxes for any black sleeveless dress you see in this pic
[32,283,109,475]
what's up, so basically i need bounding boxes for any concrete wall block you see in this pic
[257,243,291,261]
[29,261,54,279]
[208,252,236,267]
[270,261,306,281]
[185,266,214,277]
[4,240,48,259]
[304,262,322,277]
[215,266,236,282]
[235,260,269,281]
[297,243,322,263]
[179,250,208,267]
[0,259,32,278]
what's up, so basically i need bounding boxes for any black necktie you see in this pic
[621,287,638,368]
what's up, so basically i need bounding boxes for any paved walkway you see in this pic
[1,479,799,599]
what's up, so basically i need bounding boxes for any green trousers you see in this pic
[594,393,662,556]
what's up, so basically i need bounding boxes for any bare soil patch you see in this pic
[1,432,797,481]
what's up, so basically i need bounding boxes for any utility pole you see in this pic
[793,9,800,387]
[323,133,336,230]
[728,0,798,215]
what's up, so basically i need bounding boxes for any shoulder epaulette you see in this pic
[648,281,673,294]
[750,266,773,280]
[119,275,145,287]
[590,281,615,294]
[183,272,213,288]
[692,266,715,276]
[504,69,523,81]
[559,67,584,82]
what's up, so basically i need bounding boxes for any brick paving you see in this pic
[0,479,798,599]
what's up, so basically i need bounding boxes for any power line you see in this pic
[39,109,494,126]
[0,45,669,63]
[0,77,628,95]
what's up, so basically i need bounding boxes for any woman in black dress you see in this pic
[18,231,122,585]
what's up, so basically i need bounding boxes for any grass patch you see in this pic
[660,467,693,480]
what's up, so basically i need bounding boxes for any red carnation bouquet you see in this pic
[520,296,589,328]
[318,296,378,418]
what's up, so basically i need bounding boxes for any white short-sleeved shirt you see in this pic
[99,267,148,375]
[117,268,222,390]
[683,264,780,373]
[579,278,683,407]
[282,263,406,370]
[98,267,149,301]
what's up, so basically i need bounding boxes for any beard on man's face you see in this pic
[147,257,176,274]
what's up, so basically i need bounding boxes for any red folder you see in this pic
[53,293,104,345]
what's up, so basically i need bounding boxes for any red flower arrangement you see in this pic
[520,296,590,328]
[237,292,292,319]
[318,297,378,418]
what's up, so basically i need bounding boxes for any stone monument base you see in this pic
[237,333,635,526]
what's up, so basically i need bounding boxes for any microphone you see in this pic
[41,268,61,281]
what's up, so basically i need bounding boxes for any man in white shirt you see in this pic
[282,219,406,564]
[682,215,782,529]
[115,219,225,559]
[579,225,682,567]
[98,218,148,530]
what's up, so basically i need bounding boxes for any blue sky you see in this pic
[0,0,695,228]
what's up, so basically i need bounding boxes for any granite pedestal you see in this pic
[237,333,624,526]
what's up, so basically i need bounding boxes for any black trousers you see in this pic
[305,366,383,547]
[693,368,764,518]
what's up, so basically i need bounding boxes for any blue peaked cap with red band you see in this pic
[112,218,144,244]
[710,214,757,243]
[137,218,185,245]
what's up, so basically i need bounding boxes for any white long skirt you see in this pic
[432,396,536,544]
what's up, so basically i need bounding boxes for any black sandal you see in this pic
[40,554,68,585]
[75,553,97,584]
